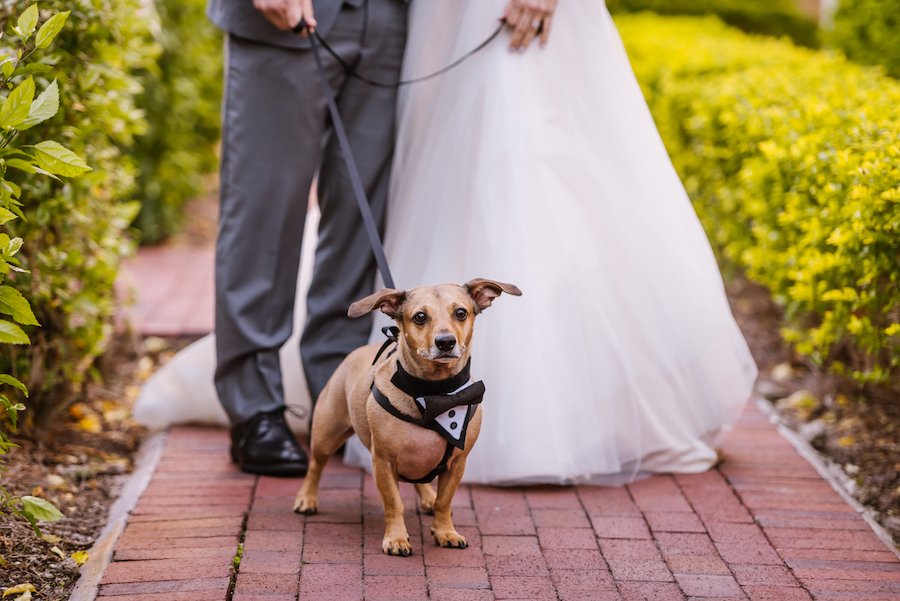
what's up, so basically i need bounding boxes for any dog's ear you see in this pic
[464,279,522,311]
[348,288,406,319]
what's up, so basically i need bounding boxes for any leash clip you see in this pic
[382,326,399,343]
[372,326,400,365]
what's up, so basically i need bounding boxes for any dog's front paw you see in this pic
[382,536,413,557]
[433,529,468,549]
[292,493,318,515]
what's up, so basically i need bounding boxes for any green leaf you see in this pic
[5,158,35,173]
[14,502,38,532]
[0,375,28,397]
[1,60,14,81]
[0,286,38,326]
[1,179,21,199]
[34,11,70,49]
[12,63,53,78]
[0,149,35,160]
[19,79,58,130]
[0,77,34,130]
[0,319,29,344]
[5,236,23,256]
[32,166,59,180]
[0,208,16,225]
[5,396,25,429]
[17,5,39,42]
[21,496,63,522]
[7,205,25,222]
[31,141,90,176]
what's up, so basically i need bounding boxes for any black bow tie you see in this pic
[391,359,486,423]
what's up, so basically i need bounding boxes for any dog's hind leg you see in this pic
[414,483,437,515]
[294,385,353,515]
[430,457,468,549]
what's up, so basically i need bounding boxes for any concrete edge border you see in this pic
[68,429,168,601]
[755,396,900,560]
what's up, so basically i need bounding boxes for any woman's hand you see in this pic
[253,0,316,34]
[502,0,558,51]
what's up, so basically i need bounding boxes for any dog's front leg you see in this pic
[372,452,412,556]
[431,456,468,549]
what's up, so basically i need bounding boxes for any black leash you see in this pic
[300,21,506,89]
[295,16,504,290]
[305,26,397,289]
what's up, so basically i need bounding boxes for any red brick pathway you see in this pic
[118,246,215,336]
[96,403,900,601]
[107,246,899,599]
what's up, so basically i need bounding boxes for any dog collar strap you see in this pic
[391,358,473,397]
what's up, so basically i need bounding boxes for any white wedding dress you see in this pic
[134,0,758,485]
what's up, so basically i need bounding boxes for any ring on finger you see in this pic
[531,20,542,29]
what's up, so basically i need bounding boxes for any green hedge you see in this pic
[0,0,158,429]
[830,0,900,78]
[132,0,222,244]
[607,0,820,47]
[616,13,900,387]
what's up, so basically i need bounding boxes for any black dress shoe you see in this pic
[230,408,309,477]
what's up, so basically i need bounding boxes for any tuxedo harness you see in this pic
[371,328,485,484]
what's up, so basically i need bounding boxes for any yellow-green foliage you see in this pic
[616,14,900,385]
[606,0,819,47]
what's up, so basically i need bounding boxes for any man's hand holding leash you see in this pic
[253,0,316,33]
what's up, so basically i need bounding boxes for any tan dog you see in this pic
[293,279,521,556]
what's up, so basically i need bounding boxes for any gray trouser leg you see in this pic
[215,1,407,424]
[301,1,408,402]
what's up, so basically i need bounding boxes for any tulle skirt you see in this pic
[343,0,757,484]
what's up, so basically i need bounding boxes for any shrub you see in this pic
[616,13,900,387]
[0,0,158,430]
[132,0,223,244]
[0,3,92,543]
[830,0,900,78]
[607,0,820,47]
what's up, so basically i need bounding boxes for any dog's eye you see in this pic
[412,311,428,325]
[454,308,468,320]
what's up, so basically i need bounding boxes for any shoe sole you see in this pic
[239,461,308,478]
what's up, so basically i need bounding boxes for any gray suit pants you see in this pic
[215,0,407,424]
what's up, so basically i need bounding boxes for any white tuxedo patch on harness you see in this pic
[415,379,475,442]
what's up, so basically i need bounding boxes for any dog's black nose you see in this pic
[435,335,456,352]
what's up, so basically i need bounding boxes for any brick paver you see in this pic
[95,402,900,600]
